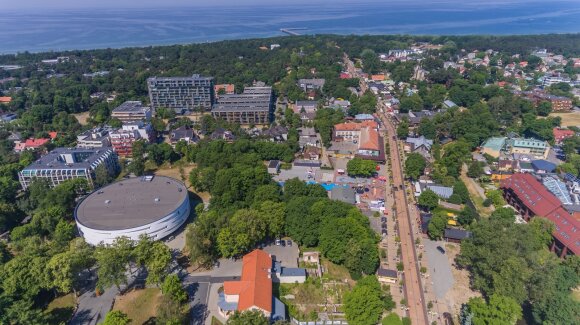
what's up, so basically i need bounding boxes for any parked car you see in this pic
[437,246,446,254]
[275,239,282,246]
[381,217,387,223]
[280,240,286,247]
[381,222,387,229]
[287,240,292,246]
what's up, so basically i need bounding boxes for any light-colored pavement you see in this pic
[423,240,454,299]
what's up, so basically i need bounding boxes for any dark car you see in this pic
[382,229,388,236]
[381,222,387,229]
[287,240,292,246]
[381,217,387,223]
[280,240,286,247]
[437,246,446,254]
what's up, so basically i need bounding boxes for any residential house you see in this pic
[303,146,321,161]
[267,160,281,174]
[377,268,398,284]
[444,229,472,243]
[297,79,325,92]
[293,100,317,114]
[170,126,197,145]
[214,84,235,96]
[14,138,51,152]
[443,100,457,108]
[210,128,236,142]
[262,126,288,142]
[298,127,321,149]
[405,136,433,160]
[498,159,518,172]
[553,128,575,144]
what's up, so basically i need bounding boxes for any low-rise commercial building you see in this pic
[505,137,550,159]
[481,137,506,158]
[219,250,291,321]
[211,86,273,125]
[500,173,579,257]
[333,121,385,162]
[111,101,152,123]
[19,147,118,189]
[76,127,112,148]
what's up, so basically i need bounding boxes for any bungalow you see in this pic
[298,79,325,92]
[170,126,197,145]
[405,136,433,160]
[444,228,472,243]
[377,268,398,284]
[262,126,288,142]
[14,137,51,152]
[267,160,281,175]
[294,100,318,114]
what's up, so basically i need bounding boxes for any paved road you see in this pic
[345,53,429,324]
[381,112,429,325]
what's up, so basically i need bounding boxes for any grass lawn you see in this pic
[572,288,580,303]
[549,111,580,127]
[433,206,461,216]
[44,293,76,324]
[211,316,224,325]
[113,288,162,325]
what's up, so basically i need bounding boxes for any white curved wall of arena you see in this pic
[76,196,190,245]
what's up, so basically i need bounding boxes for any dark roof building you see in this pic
[444,229,472,243]
[531,159,557,173]
[501,173,579,257]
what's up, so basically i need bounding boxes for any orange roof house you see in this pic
[221,250,273,318]
[0,96,11,104]
[14,137,50,152]
[219,250,291,321]
[371,74,386,81]
[214,84,235,95]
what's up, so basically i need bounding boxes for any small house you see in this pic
[377,268,398,284]
[444,228,472,243]
[267,160,281,174]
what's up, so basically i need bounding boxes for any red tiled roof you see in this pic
[334,120,378,131]
[553,128,574,141]
[359,127,380,151]
[371,74,385,81]
[501,173,579,255]
[223,249,272,313]
[48,131,58,139]
[24,138,50,148]
[0,96,11,103]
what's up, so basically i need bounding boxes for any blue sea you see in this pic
[1,0,580,53]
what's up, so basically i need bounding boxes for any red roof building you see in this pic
[0,96,11,104]
[340,72,352,79]
[222,250,273,316]
[333,121,385,162]
[501,173,579,256]
[14,137,51,152]
[553,128,575,144]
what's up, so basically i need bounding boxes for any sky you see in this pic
[3,0,561,10]
[4,0,349,10]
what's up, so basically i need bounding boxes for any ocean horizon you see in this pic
[1,0,580,54]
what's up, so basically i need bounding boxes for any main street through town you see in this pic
[344,55,429,325]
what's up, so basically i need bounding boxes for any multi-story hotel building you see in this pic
[111,101,152,123]
[147,74,214,114]
[211,86,274,125]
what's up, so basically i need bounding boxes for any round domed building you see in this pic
[75,175,190,245]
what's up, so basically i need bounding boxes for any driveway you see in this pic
[423,239,454,299]
[264,242,299,267]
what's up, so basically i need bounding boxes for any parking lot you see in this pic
[274,166,320,182]
[264,241,300,267]
[423,239,454,299]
